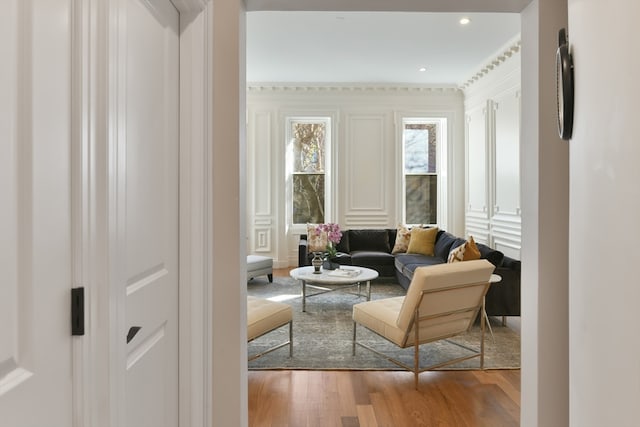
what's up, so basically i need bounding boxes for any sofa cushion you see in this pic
[394,253,445,281]
[336,232,350,253]
[391,224,412,254]
[406,227,439,256]
[351,251,396,276]
[349,229,391,253]
[351,251,395,266]
[433,231,460,261]
[477,243,504,267]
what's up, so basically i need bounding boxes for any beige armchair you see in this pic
[352,259,495,388]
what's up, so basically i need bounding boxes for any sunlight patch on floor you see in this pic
[268,294,301,302]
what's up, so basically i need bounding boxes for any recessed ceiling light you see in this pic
[419,67,427,72]
[459,17,471,25]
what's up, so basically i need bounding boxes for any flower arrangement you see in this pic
[315,222,342,258]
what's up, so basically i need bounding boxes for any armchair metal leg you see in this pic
[414,308,420,389]
[352,321,357,356]
[289,320,293,357]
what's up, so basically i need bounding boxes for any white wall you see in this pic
[246,85,465,266]
[568,2,640,426]
[520,1,570,426]
[463,40,522,259]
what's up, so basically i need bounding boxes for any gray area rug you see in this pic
[247,276,521,371]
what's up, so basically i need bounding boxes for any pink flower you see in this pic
[315,223,342,244]
[315,223,342,258]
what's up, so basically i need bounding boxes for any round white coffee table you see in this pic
[289,266,379,312]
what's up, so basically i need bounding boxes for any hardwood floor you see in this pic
[248,369,520,427]
[248,268,522,427]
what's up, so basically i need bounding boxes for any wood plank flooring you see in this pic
[248,268,521,427]
[248,369,520,427]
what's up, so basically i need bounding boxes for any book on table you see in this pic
[328,268,361,278]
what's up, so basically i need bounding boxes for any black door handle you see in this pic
[127,326,142,343]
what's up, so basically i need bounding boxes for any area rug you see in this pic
[247,276,520,371]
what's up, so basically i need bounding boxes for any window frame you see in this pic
[285,116,333,233]
[398,115,448,228]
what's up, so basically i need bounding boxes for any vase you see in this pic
[323,259,339,270]
[311,252,323,274]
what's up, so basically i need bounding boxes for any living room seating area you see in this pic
[298,225,521,318]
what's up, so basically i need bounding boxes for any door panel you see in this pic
[122,0,179,426]
[0,0,73,425]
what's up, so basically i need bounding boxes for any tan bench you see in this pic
[247,296,292,361]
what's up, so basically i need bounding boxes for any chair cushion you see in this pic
[247,296,292,341]
[353,296,407,346]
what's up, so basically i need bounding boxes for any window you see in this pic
[287,117,331,225]
[402,118,446,225]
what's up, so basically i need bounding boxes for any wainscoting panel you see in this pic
[466,106,488,215]
[463,41,521,259]
[466,211,490,245]
[250,110,272,217]
[252,227,272,252]
[493,89,521,217]
[343,113,389,214]
[491,214,522,259]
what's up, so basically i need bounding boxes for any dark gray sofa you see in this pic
[298,228,521,317]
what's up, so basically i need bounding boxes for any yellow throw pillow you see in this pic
[463,235,481,261]
[406,227,439,256]
[391,224,412,254]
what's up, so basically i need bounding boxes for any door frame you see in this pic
[70,0,218,425]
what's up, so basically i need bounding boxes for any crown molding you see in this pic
[459,38,521,90]
[247,84,461,95]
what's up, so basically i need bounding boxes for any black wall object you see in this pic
[556,28,574,140]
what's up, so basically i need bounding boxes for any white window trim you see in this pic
[285,116,333,234]
[396,114,449,229]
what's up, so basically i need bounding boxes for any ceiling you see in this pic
[246,11,521,86]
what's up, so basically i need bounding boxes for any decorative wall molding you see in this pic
[464,46,521,259]
[253,228,272,252]
[249,110,273,216]
[248,84,461,95]
[459,38,521,90]
[247,83,465,266]
[344,113,388,215]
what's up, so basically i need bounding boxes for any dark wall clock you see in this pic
[556,28,574,140]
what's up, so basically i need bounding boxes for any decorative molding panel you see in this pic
[343,213,391,228]
[344,113,388,213]
[250,110,272,216]
[493,89,521,217]
[466,107,488,214]
[253,228,272,252]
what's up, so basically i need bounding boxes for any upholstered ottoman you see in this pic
[247,296,292,361]
[247,255,273,282]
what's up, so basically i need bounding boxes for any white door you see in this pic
[117,0,180,426]
[0,0,74,426]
